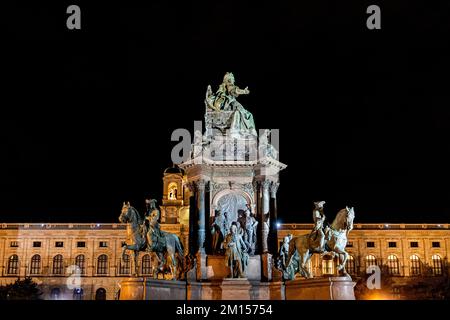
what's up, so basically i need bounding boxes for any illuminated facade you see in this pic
[1,222,448,299]
[1,169,448,299]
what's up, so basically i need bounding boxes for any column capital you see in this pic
[196,179,206,191]
[270,182,280,198]
[262,180,271,191]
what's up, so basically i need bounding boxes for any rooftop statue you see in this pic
[205,72,257,137]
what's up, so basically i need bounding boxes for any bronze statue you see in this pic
[211,209,227,254]
[205,72,256,136]
[223,222,248,278]
[119,200,184,280]
[280,204,355,280]
[237,208,258,255]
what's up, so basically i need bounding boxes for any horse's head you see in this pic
[345,206,355,232]
[331,206,355,232]
[119,202,131,223]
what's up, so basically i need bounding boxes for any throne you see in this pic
[204,110,234,138]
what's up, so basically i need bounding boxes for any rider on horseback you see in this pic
[143,199,167,252]
[310,201,331,251]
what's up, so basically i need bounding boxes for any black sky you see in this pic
[1,1,450,223]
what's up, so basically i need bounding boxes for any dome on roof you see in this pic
[164,165,184,175]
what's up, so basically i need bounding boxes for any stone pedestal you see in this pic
[120,277,147,300]
[260,253,272,281]
[120,278,187,300]
[206,255,261,281]
[220,278,251,300]
[188,279,282,300]
[250,281,285,300]
[285,276,356,300]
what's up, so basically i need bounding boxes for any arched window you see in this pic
[346,255,356,275]
[7,255,19,275]
[432,255,443,276]
[168,182,178,200]
[95,288,107,300]
[410,255,421,275]
[97,255,108,275]
[75,255,85,275]
[30,254,41,275]
[365,255,377,268]
[142,254,152,275]
[119,254,130,275]
[387,255,400,275]
[53,254,64,275]
[50,288,61,300]
[322,255,334,275]
[73,288,84,300]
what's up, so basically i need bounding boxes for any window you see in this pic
[50,288,61,300]
[410,255,421,275]
[10,241,19,248]
[97,255,108,275]
[119,254,130,275]
[387,255,400,275]
[30,254,41,275]
[388,241,397,248]
[95,288,107,300]
[73,288,84,300]
[322,255,334,275]
[99,241,108,248]
[53,254,64,275]
[142,254,152,275]
[392,287,401,300]
[346,241,353,248]
[168,182,178,200]
[432,242,440,248]
[77,241,86,248]
[432,255,443,276]
[75,255,85,275]
[7,255,19,274]
[346,255,356,274]
[365,255,377,267]
[410,241,419,248]
[366,241,375,248]
[55,241,64,248]
[33,241,41,248]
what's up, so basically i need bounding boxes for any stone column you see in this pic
[268,182,279,255]
[196,180,206,254]
[196,180,208,281]
[187,182,197,254]
[261,180,271,253]
[255,181,263,254]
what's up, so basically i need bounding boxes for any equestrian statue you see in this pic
[119,199,184,280]
[280,201,355,280]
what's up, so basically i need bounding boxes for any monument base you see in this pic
[285,276,356,300]
[119,277,187,300]
[187,279,284,300]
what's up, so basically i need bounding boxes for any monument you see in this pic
[117,73,355,300]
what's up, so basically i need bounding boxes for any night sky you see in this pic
[2,1,450,224]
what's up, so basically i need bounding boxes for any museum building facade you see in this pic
[1,169,448,299]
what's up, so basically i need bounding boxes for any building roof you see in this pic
[163,165,184,175]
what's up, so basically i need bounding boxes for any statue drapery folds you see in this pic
[205,72,257,137]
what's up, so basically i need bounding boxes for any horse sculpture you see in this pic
[119,201,184,279]
[285,206,355,279]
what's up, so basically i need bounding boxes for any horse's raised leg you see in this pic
[334,249,349,276]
